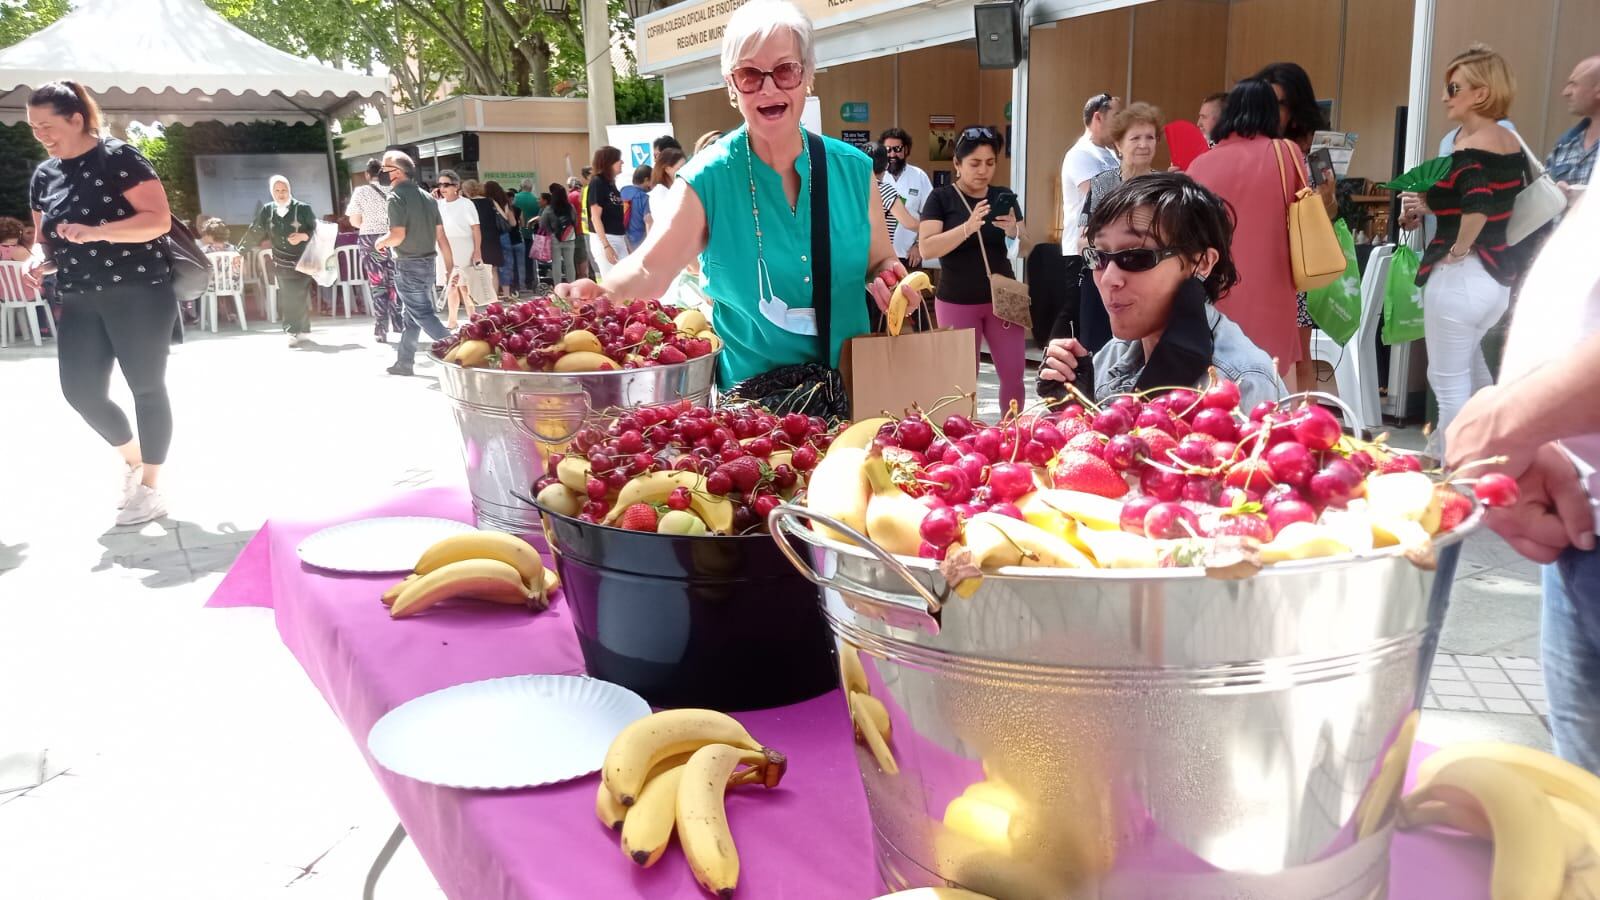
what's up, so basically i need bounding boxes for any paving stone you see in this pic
[1418,708,1553,751]
[1499,656,1541,670]
[1483,697,1534,715]
[1509,669,1546,685]
[1463,667,1511,685]
[1474,683,1523,700]
[1431,680,1476,697]
[1439,695,1487,712]
[1454,655,1497,668]
[1519,683,1548,701]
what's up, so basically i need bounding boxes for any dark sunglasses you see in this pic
[438,181,458,188]
[1086,92,1114,115]
[728,62,805,94]
[1446,81,1465,98]
[883,144,907,154]
[1083,246,1184,273]
[960,126,997,141]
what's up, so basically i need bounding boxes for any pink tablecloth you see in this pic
[208,487,1491,899]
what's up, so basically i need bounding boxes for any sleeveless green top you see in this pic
[679,126,873,389]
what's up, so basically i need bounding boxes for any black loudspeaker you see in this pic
[462,132,480,163]
[975,0,1023,70]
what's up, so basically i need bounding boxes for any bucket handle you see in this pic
[1276,390,1371,441]
[506,386,592,446]
[767,504,944,619]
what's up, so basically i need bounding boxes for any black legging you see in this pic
[57,283,177,464]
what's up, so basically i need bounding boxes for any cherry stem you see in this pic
[1445,455,1510,483]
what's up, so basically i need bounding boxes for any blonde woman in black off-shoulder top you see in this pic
[1399,44,1527,459]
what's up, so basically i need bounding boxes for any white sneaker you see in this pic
[118,463,144,510]
[116,484,168,526]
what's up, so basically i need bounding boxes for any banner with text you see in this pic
[639,0,909,72]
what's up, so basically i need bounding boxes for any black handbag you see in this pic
[162,215,210,345]
[726,131,851,421]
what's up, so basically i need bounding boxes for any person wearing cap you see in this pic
[241,174,318,346]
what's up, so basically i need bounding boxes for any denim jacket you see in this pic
[1094,305,1286,410]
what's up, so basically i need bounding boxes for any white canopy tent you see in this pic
[0,0,391,210]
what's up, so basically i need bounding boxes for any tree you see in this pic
[0,0,68,51]
[614,73,663,125]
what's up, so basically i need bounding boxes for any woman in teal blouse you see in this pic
[556,0,911,389]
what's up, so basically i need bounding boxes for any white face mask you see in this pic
[754,257,817,336]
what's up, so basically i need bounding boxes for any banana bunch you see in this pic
[887,272,932,337]
[1399,741,1600,899]
[839,641,896,774]
[595,709,787,896]
[380,531,557,618]
[674,308,723,352]
[602,470,734,534]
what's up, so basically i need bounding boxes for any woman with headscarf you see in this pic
[240,174,318,346]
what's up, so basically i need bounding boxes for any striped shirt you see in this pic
[877,177,900,245]
[1419,148,1527,287]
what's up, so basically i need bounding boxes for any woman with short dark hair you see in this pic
[1187,78,1305,388]
[587,146,629,275]
[1041,173,1284,409]
[917,126,1027,413]
[26,80,179,525]
[484,180,521,299]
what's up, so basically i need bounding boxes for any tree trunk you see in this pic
[529,37,552,97]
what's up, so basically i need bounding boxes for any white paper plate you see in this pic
[296,517,479,574]
[367,675,651,790]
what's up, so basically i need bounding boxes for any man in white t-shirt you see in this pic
[1446,166,1600,771]
[1059,92,1122,251]
[878,127,934,267]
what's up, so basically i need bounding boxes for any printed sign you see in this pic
[840,130,870,149]
[928,115,956,162]
[840,102,870,123]
[606,123,674,170]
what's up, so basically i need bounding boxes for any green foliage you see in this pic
[0,0,69,50]
[0,123,46,219]
[614,74,664,126]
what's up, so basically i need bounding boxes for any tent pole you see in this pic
[321,114,341,216]
[384,94,397,147]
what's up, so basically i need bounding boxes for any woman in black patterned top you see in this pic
[1398,43,1527,458]
[26,81,177,526]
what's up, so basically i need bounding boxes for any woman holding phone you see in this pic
[917,125,1026,414]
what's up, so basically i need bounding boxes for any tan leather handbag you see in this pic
[956,190,1032,330]
[1274,140,1345,291]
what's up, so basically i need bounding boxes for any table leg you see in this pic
[362,822,407,900]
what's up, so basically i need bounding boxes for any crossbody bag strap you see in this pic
[807,130,832,359]
[954,188,995,279]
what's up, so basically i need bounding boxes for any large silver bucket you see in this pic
[770,505,1478,900]
[436,354,717,537]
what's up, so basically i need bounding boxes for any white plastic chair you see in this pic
[1310,244,1392,432]
[0,260,49,348]
[240,245,263,299]
[330,244,370,318]
[255,249,278,323]
[203,251,247,333]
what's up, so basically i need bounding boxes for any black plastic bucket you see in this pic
[535,505,837,710]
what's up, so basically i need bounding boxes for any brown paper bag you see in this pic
[840,327,978,420]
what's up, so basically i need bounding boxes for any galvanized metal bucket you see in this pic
[769,504,1478,900]
[436,353,717,538]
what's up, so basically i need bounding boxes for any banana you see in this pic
[537,482,584,517]
[851,691,898,775]
[541,566,560,595]
[839,641,869,695]
[832,416,891,451]
[451,339,493,367]
[805,446,871,544]
[380,574,418,606]
[556,456,593,494]
[389,558,532,618]
[850,690,891,741]
[621,764,688,867]
[1072,526,1160,569]
[676,743,788,897]
[1408,757,1566,900]
[1258,521,1352,563]
[1021,489,1124,532]
[886,272,931,337]
[600,470,734,534]
[560,329,604,354]
[1355,710,1418,838]
[1365,471,1444,533]
[864,455,929,556]
[595,751,694,832]
[674,309,709,334]
[602,709,768,807]
[413,531,544,592]
[1418,742,1600,823]
[553,351,620,372]
[873,890,996,900]
[696,330,722,352]
[966,513,1094,570]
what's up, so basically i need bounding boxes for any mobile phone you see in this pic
[986,191,1021,222]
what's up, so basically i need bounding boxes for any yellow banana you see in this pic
[389,558,532,618]
[601,470,734,533]
[966,513,1094,570]
[674,309,709,334]
[452,339,493,367]
[1258,521,1352,563]
[1418,742,1600,823]
[595,751,694,832]
[696,330,722,352]
[1365,471,1444,533]
[873,890,996,900]
[887,272,932,337]
[413,531,544,592]
[540,566,559,595]
[556,456,593,494]
[832,417,891,451]
[553,351,619,372]
[1355,710,1418,838]
[602,709,768,807]
[380,574,418,606]
[536,482,584,517]
[851,691,897,775]
[838,641,869,695]
[1408,757,1566,900]
[621,764,687,867]
[864,455,929,556]
[805,446,871,544]
[850,690,891,741]
[676,743,788,897]
[560,329,603,354]
[1021,489,1124,532]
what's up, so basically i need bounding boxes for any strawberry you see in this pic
[1437,488,1473,533]
[717,456,764,493]
[1050,450,1129,499]
[618,503,659,531]
[656,345,688,365]
[1224,458,1277,492]
[1064,430,1108,458]
[1134,427,1178,466]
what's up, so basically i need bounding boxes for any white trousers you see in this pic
[1423,255,1511,457]
[588,233,630,278]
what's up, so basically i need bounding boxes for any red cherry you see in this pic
[1191,408,1238,442]
[925,464,972,504]
[745,436,773,458]
[1267,499,1318,533]
[791,445,819,471]
[772,464,798,490]
[632,452,655,472]
[1120,495,1161,534]
[1265,441,1315,487]
[1324,458,1363,489]
[1172,439,1213,467]
[1103,434,1149,472]
[1294,405,1342,452]
[1475,473,1520,508]
[972,428,1004,461]
[1308,471,1351,509]
[987,462,1035,502]
[1248,401,1278,422]
[955,452,988,486]
[1138,467,1184,502]
[781,413,810,440]
[942,415,974,440]
[705,471,733,495]
[1224,459,1277,493]
[920,506,962,547]
[752,493,782,521]
[616,430,645,454]
[585,477,608,501]
[1134,408,1176,435]
[988,501,1024,521]
[1093,407,1133,436]
[667,487,693,510]
[1182,476,1220,505]
[1201,380,1242,411]
[899,417,935,452]
[917,541,947,561]
[1024,440,1054,467]
[1144,502,1200,539]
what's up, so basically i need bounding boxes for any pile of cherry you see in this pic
[870,380,1518,560]
[429,296,717,370]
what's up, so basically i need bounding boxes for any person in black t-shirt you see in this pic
[917,125,1027,413]
[26,80,177,527]
[587,146,630,276]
